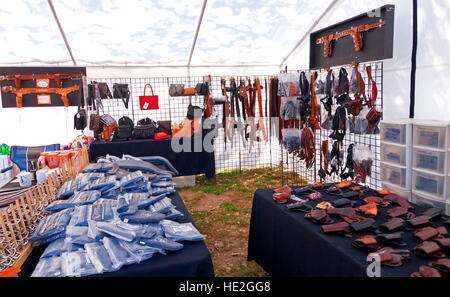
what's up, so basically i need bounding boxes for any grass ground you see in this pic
[178,168,307,277]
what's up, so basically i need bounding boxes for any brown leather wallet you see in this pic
[305,210,334,225]
[411,265,443,277]
[380,218,405,233]
[387,207,415,219]
[383,194,414,211]
[414,241,446,259]
[352,235,380,251]
[327,207,360,224]
[407,215,432,228]
[432,238,450,251]
[428,258,450,275]
[369,247,411,267]
[321,222,351,236]
[413,227,442,242]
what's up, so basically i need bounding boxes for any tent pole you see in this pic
[187,0,208,71]
[47,0,77,66]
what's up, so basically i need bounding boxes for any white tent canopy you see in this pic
[0,0,449,146]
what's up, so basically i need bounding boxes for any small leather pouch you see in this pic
[352,235,380,251]
[350,218,377,232]
[414,241,446,259]
[273,192,290,204]
[363,196,383,204]
[383,194,414,211]
[432,238,450,252]
[377,232,407,247]
[321,222,351,236]
[169,84,185,97]
[428,258,450,276]
[407,215,432,228]
[305,210,334,225]
[387,207,415,219]
[411,265,443,277]
[195,83,209,96]
[380,218,405,233]
[413,227,442,242]
[356,202,378,218]
[332,198,352,208]
[369,248,410,267]
[292,186,313,195]
[327,207,360,224]
[422,207,444,220]
[340,191,360,199]
[274,186,291,194]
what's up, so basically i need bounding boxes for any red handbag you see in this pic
[139,84,158,110]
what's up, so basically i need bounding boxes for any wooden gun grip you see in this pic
[352,32,363,52]
[16,93,23,108]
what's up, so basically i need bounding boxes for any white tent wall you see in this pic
[0,65,278,147]
[283,0,450,122]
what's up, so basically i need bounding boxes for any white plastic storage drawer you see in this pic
[412,192,448,215]
[380,122,407,144]
[413,122,448,149]
[381,162,407,189]
[381,143,407,166]
[412,169,446,200]
[381,181,411,202]
[412,148,446,174]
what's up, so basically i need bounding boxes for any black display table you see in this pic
[89,137,215,179]
[19,191,215,277]
[247,187,448,277]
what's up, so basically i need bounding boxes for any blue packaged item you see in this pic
[82,163,114,173]
[61,250,98,277]
[136,156,179,176]
[151,175,172,185]
[150,187,176,196]
[74,174,91,191]
[135,224,159,240]
[164,208,183,220]
[147,194,167,205]
[112,159,174,176]
[117,193,152,213]
[85,242,115,274]
[69,205,92,227]
[120,170,146,188]
[119,240,162,263]
[57,179,78,198]
[96,221,136,242]
[65,225,96,245]
[29,209,73,244]
[31,256,64,277]
[90,199,114,222]
[138,235,183,251]
[45,199,77,213]
[40,238,82,258]
[150,197,174,214]
[87,220,106,240]
[71,190,101,206]
[85,172,104,181]
[120,210,166,224]
[102,237,135,269]
[87,175,117,191]
[161,220,205,242]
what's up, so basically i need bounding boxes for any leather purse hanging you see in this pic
[183,88,196,96]
[113,83,131,109]
[139,83,159,110]
[169,84,184,97]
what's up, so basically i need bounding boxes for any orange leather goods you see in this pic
[336,180,354,188]
[255,78,268,142]
[316,19,386,58]
[273,192,290,204]
[356,202,378,217]
[352,235,380,251]
[2,85,79,108]
[183,88,196,96]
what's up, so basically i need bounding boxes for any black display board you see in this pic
[310,5,395,70]
[0,66,86,108]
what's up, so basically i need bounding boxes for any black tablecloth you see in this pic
[19,191,215,277]
[247,187,449,277]
[89,137,216,179]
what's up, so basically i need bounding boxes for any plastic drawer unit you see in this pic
[413,121,448,150]
[412,169,446,200]
[381,162,408,189]
[381,181,411,202]
[381,143,408,166]
[412,147,446,174]
[380,121,410,145]
[412,192,449,215]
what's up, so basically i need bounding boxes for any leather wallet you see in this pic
[332,198,352,208]
[428,258,450,276]
[352,235,380,251]
[432,237,450,252]
[387,207,415,219]
[305,210,334,225]
[380,218,405,233]
[411,265,443,277]
[327,207,360,224]
[350,218,377,232]
[414,241,446,259]
[377,232,407,247]
[369,248,410,267]
[413,227,443,242]
[383,194,414,211]
[407,215,432,228]
[321,222,351,236]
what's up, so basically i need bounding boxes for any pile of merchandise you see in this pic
[29,155,204,277]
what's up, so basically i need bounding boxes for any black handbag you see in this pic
[187,104,203,120]
[195,83,209,96]
[113,83,131,109]
[157,120,172,135]
[113,116,134,141]
[134,118,157,139]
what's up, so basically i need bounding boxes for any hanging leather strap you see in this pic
[309,72,320,130]
[256,78,268,142]
[366,66,377,108]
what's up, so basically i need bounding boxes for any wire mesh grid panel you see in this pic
[86,75,282,173]
[281,61,383,189]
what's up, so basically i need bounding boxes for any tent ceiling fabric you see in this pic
[0,0,334,66]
